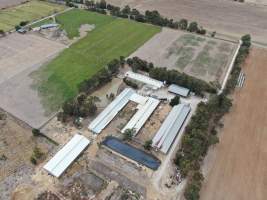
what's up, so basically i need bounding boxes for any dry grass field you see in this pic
[200,47,267,200]
[130,28,236,83]
[107,0,267,45]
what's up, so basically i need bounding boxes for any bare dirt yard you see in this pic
[0,33,66,128]
[200,47,267,200]
[0,112,55,200]
[107,0,267,45]
[0,0,27,9]
[130,28,237,84]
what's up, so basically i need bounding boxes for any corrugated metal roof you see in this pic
[43,134,90,177]
[168,84,190,97]
[88,88,135,134]
[122,97,160,135]
[40,23,59,29]
[125,71,163,89]
[152,104,191,154]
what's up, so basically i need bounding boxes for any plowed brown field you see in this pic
[200,47,267,200]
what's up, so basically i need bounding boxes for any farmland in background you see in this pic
[0,0,66,31]
[32,9,161,113]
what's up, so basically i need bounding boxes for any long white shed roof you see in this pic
[152,104,190,154]
[89,88,135,134]
[168,84,190,97]
[122,97,160,135]
[43,134,90,177]
[125,71,164,89]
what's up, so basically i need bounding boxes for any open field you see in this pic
[107,0,267,45]
[0,0,66,31]
[130,28,237,83]
[200,47,267,200]
[0,33,66,128]
[0,0,27,9]
[32,9,161,113]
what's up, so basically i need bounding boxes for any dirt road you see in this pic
[200,47,267,200]
[107,0,267,45]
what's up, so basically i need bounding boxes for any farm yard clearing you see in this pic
[106,0,267,45]
[32,9,161,113]
[130,28,237,84]
[0,112,56,200]
[0,0,66,32]
[200,47,267,200]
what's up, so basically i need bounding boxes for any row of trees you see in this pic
[176,94,232,199]
[83,0,206,35]
[126,57,154,72]
[223,34,251,95]
[176,35,251,200]
[60,57,124,120]
[149,67,216,96]
[125,56,216,96]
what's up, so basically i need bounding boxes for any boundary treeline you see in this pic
[68,0,207,35]
[127,57,216,96]
[175,34,251,200]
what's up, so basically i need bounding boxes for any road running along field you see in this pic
[130,28,237,84]
[32,9,161,113]
[200,47,267,200]
[106,0,267,45]
[0,0,66,32]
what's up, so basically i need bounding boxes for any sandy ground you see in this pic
[0,33,66,128]
[107,0,267,45]
[130,28,236,83]
[0,0,27,9]
[0,112,55,200]
[200,47,267,200]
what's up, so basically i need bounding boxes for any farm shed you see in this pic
[43,134,90,177]
[125,71,164,89]
[121,97,160,136]
[168,84,190,97]
[152,104,191,154]
[89,88,135,134]
[40,23,59,29]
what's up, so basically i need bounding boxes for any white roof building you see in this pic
[122,97,160,135]
[43,134,90,177]
[89,88,160,135]
[168,84,190,97]
[125,71,164,90]
[152,104,191,154]
[89,88,135,134]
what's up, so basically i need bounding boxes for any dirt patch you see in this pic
[200,47,267,200]
[0,33,66,128]
[130,28,237,83]
[107,0,267,45]
[0,113,55,200]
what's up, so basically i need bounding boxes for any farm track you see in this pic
[200,47,267,200]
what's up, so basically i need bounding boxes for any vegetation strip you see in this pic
[174,34,251,200]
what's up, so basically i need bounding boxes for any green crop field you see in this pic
[0,0,66,31]
[32,9,161,113]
